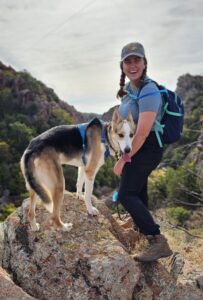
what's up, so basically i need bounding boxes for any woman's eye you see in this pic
[124,59,132,65]
[118,133,124,138]
[130,133,133,138]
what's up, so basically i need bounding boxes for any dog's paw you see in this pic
[88,206,99,216]
[62,222,73,232]
[30,222,40,231]
[76,192,84,201]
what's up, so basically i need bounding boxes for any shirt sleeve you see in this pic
[138,82,162,113]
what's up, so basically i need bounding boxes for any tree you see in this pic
[50,108,74,126]
[8,121,35,155]
[0,141,11,162]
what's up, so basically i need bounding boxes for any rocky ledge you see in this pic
[0,192,202,300]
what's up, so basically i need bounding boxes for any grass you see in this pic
[162,226,203,270]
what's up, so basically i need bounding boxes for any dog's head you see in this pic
[109,108,136,154]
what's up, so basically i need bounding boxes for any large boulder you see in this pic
[0,192,203,300]
[0,192,140,300]
[134,261,203,300]
[0,266,37,300]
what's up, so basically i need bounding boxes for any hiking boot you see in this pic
[134,234,173,262]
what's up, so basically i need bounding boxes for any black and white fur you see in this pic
[20,108,136,231]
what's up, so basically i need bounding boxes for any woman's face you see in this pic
[122,55,146,85]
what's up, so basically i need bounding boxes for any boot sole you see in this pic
[134,250,173,262]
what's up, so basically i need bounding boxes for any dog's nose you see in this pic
[124,147,131,154]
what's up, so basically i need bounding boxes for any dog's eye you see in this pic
[130,133,134,138]
[118,133,124,138]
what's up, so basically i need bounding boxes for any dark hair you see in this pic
[116,57,148,100]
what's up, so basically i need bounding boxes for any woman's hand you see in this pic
[113,158,125,176]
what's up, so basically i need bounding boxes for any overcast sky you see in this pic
[1,0,203,113]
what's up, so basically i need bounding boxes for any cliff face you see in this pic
[0,61,85,124]
[101,105,118,122]
[176,73,203,115]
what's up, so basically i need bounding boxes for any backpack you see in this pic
[127,81,184,147]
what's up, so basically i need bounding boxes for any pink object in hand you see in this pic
[122,154,131,163]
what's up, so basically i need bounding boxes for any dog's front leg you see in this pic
[76,166,85,200]
[84,176,99,216]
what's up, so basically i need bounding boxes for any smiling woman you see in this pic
[114,42,173,263]
[122,56,146,85]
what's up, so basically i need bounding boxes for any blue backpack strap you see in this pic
[139,89,168,100]
[165,103,183,116]
[101,120,110,158]
[101,125,105,144]
[127,89,168,101]
[153,121,165,148]
[127,84,169,148]
[78,123,87,165]
[128,80,184,146]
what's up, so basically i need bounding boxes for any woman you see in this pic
[114,42,173,262]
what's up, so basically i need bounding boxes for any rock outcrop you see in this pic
[101,105,118,121]
[0,193,140,300]
[135,261,203,300]
[176,74,203,114]
[0,61,85,124]
[0,192,203,300]
[0,266,37,300]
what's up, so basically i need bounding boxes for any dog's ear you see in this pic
[126,110,134,123]
[112,107,122,124]
[126,110,136,133]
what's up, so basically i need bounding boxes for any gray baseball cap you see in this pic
[121,42,145,61]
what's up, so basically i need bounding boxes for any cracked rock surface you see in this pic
[0,192,203,300]
[0,193,139,300]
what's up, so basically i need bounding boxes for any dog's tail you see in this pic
[20,150,51,209]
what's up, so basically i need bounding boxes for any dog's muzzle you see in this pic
[124,147,131,154]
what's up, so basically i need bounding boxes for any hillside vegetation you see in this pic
[148,74,203,210]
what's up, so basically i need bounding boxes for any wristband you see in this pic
[122,154,131,163]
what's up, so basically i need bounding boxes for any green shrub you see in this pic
[0,141,11,162]
[51,108,74,125]
[148,168,168,209]
[197,160,203,195]
[166,162,201,205]
[112,202,126,215]
[95,157,118,189]
[166,206,191,225]
[63,165,78,192]
[62,157,119,194]
[8,121,35,155]
[0,88,18,118]
[0,203,16,222]
[163,146,187,168]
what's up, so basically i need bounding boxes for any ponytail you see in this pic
[117,62,127,99]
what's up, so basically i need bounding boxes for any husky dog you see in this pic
[20,108,136,231]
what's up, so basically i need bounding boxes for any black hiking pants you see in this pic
[118,132,163,236]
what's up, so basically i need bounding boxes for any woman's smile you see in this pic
[123,55,146,86]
